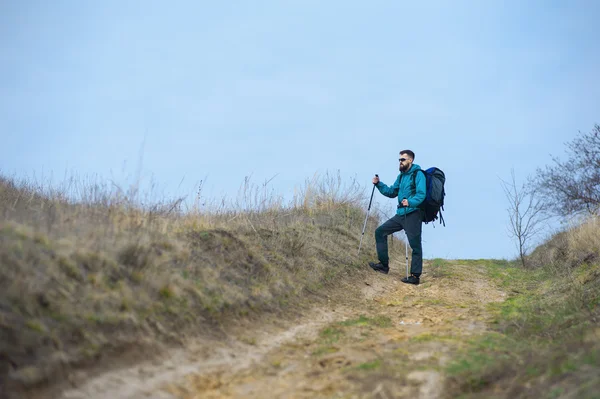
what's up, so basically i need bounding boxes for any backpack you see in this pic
[413,167,446,226]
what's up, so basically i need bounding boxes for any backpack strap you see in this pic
[412,169,424,195]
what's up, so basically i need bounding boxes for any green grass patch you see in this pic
[312,346,339,356]
[25,320,46,333]
[446,332,521,390]
[421,298,447,306]
[427,258,451,278]
[313,315,393,356]
[430,258,448,268]
[409,332,457,344]
[444,260,600,398]
[355,358,382,371]
[339,315,371,327]
[339,315,392,328]
[159,285,175,300]
[370,315,393,328]
[410,333,438,343]
[319,326,345,344]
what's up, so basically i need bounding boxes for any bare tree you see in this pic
[501,169,548,267]
[535,124,600,216]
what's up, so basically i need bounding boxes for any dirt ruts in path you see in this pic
[164,262,506,399]
[58,272,391,399]
[59,262,505,399]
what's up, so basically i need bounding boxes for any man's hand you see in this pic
[401,198,409,207]
[372,175,380,185]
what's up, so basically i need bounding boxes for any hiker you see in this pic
[369,150,426,285]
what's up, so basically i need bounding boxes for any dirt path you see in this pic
[59,262,506,399]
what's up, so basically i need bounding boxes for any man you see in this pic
[369,150,426,285]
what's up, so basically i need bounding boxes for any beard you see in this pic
[400,163,410,172]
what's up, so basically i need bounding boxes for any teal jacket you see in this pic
[376,164,426,216]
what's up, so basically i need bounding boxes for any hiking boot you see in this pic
[401,275,420,285]
[369,262,389,274]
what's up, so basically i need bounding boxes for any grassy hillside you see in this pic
[0,173,383,395]
[3,172,599,398]
[444,218,600,398]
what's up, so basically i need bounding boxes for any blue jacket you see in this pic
[376,164,426,216]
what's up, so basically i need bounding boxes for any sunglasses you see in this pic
[399,158,408,162]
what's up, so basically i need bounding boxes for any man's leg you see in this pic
[404,211,423,277]
[374,215,404,266]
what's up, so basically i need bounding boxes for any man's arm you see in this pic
[376,175,400,198]
[407,171,426,207]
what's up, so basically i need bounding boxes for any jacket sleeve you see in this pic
[376,175,400,198]
[407,171,426,208]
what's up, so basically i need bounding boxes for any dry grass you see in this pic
[527,216,600,275]
[567,216,600,264]
[0,171,382,395]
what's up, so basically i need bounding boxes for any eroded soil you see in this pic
[59,261,505,399]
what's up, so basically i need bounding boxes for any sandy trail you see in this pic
[59,307,346,399]
[60,262,505,399]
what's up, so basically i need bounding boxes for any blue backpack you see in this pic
[413,167,446,226]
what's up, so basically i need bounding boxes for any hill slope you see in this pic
[2,175,599,398]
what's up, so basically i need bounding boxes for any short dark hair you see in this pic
[400,150,415,160]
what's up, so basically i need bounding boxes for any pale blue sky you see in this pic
[1,1,599,259]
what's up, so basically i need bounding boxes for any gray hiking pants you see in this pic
[375,211,423,276]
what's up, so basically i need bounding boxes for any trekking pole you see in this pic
[403,199,409,279]
[358,174,378,255]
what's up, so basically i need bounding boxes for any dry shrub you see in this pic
[567,216,600,265]
[294,171,363,212]
[527,230,569,273]
[528,216,600,275]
